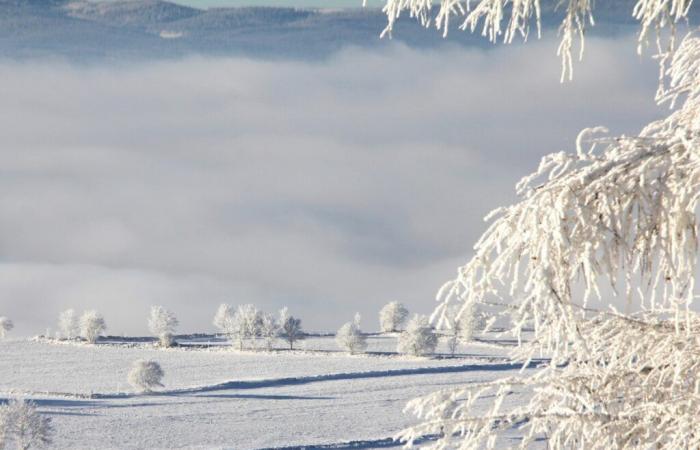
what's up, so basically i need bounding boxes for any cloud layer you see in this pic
[0,36,663,335]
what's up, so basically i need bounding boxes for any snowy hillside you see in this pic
[0,0,664,60]
[0,334,536,449]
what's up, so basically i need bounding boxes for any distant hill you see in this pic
[0,0,686,60]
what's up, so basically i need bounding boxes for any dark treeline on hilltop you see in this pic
[0,0,663,61]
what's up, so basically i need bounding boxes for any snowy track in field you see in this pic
[90,360,537,399]
[1,360,537,400]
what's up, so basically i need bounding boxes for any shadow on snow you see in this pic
[92,360,545,399]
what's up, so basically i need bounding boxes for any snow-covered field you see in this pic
[0,334,532,449]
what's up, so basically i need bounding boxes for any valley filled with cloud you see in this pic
[0,34,662,335]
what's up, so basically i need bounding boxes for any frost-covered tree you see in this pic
[443,302,486,356]
[336,313,368,354]
[363,0,700,447]
[387,26,700,450]
[378,301,409,333]
[397,315,437,356]
[369,0,691,81]
[79,310,106,344]
[223,304,261,350]
[57,309,79,340]
[0,399,53,450]
[128,359,164,392]
[212,303,233,336]
[258,312,280,351]
[279,307,304,350]
[147,306,178,347]
[0,317,14,339]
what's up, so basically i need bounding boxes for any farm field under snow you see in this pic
[0,335,534,449]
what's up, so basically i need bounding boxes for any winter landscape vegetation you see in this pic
[2,0,700,448]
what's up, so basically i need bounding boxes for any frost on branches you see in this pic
[0,399,53,449]
[128,359,165,392]
[397,315,437,356]
[259,312,281,351]
[213,303,234,336]
[368,0,693,80]
[79,310,106,344]
[379,301,409,332]
[397,35,700,449]
[147,306,179,347]
[58,309,79,340]
[223,304,262,350]
[442,302,486,356]
[336,313,368,354]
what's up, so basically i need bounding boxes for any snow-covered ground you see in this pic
[0,335,532,449]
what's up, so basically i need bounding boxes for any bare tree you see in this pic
[279,307,304,350]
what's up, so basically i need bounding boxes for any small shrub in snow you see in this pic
[0,398,53,449]
[128,359,164,392]
[379,301,409,332]
[147,306,178,347]
[79,310,106,344]
[57,309,79,340]
[279,307,304,350]
[336,313,367,354]
[212,303,233,336]
[0,317,14,339]
[397,315,437,357]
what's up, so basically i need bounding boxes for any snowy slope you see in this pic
[0,335,536,449]
[0,336,516,395]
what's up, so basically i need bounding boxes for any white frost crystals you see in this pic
[397,315,437,357]
[336,313,368,354]
[442,301,485,356]
[369,0,693,80]
[79,310,106,344]
[0,399,53,449]
[397,35,700,450]
[213,303,234,336]
[147,306,179,347]
[224,304,263,350]
[259,312,281,351]
[128,359,165,393]
[379,301,409,332]
[57,309,79,340]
